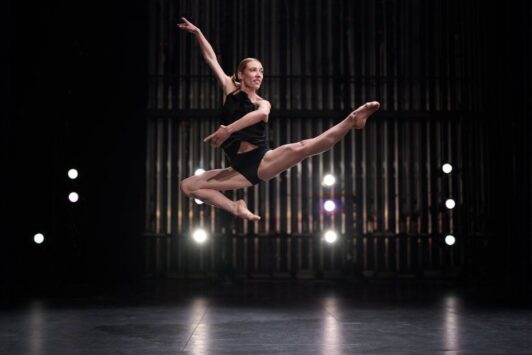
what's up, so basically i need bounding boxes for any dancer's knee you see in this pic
[180,178,195,196]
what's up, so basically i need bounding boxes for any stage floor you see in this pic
[2,280,531,354]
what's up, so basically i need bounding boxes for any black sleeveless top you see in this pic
[220,91,269,150]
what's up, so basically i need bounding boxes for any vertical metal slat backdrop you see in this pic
[145,0,494,279]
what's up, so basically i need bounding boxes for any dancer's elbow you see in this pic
[257,101,271,122]
[258,111,269,122]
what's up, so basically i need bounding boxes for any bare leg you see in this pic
[189,188,260,221]
[258,101,380,181]
[180,168,261,221]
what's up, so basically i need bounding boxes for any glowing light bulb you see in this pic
[68,169,78,179]
[442,163,453,174]
[445,235,456,246]
[69,192,79,203]
[445,199,455,209]
[322,174,336,186]
[324,230,338,243]
[192,229,208,244]
[34,233,45,244]
[324,200,336,212]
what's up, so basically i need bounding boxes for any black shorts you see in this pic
[224,143,270,185]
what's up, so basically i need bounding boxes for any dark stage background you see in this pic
[5,0,149,298]
[3,0,532,300]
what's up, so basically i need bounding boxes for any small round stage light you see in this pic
[442,163,453,174]
[324,230,338,244]
[68,169,79,180]
[195,169,206,176]
[445,199,456,209]
[194,199,204,205]
[69,192,79,203]
[34,233,45,244]
[445,235,456,246]
[322,174,336,186]
[323,200,336,212]
[192,229,208,244]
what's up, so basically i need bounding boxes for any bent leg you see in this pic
[258,101,379,181]
[180,168,260,221]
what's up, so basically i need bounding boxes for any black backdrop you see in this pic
[5,0,148,297]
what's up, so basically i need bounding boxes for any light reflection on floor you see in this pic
[2,281,531,354]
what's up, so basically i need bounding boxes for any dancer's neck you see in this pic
[239,86,258,102]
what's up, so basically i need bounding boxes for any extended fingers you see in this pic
[178,17,194,29]
[177,17,190,28]
[204,132,215,142]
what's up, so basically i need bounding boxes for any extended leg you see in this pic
[258,101,379,181]
[180,168,261,221]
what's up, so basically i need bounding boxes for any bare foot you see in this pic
[349,101,380,129]
[234,200,261,221]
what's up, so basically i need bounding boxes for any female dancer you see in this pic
[177,17,380,221]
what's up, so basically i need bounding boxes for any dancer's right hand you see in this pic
[177,17,199,34]
[203,125,232,148]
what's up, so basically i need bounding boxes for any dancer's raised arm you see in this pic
[177,17,234,94]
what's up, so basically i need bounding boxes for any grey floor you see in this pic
[1,280,532,354]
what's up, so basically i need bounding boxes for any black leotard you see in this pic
[220,91,268,149]
[220,91,270,185]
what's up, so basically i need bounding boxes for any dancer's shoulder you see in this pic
[223,80,240,97]
[256,97,270,105]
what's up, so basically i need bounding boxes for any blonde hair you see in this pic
[230,57,261,86]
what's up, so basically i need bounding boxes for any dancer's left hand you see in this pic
[204,125,232,148]
[177,17,199,34]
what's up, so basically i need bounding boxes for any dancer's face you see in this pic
[238,60,263,90]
